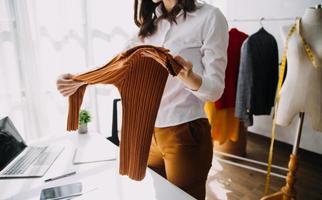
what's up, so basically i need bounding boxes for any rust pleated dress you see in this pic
[66,45,182,180]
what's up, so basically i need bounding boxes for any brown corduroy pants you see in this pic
[148,118,213,200]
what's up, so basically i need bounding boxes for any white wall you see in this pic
[225,0,322,154]
[206,0,227,14]
[98,0,322,154]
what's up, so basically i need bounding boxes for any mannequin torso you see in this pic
[276,6,322,131]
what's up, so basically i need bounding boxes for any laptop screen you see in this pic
[0,117,26,171]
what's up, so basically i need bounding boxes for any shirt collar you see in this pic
[154,0,203,18]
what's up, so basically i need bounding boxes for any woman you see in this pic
[57,0,228,199]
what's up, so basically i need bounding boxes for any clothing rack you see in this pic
[213,16,301,181]
[213,141,288,179]
[229,17,299,22]
[213,150,288,179]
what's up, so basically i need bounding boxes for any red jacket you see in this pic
[215,28,248,109]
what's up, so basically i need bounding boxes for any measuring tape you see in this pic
[265,18,320,195]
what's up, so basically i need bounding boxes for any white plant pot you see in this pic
[78,123,88,134]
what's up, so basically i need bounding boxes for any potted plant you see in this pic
[78,109,91,134]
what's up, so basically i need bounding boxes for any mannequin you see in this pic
[276,5,322,131]
[262,5,322,200]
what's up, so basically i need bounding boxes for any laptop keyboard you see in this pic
[3,147,47,175]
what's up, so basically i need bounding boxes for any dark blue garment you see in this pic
[235,28,278,126]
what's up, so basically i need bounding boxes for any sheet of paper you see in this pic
[73,140,117,164]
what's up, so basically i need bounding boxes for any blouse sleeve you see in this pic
[123,32,143,51]
[189,8,228,102]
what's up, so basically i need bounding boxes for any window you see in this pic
[0,0,137,141]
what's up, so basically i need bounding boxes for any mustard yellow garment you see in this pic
[204,102,240,144]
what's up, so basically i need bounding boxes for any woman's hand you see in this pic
[56,73,85,97]
[175,55,193,78]
[174,56,202,91]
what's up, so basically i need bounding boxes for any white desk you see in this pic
[0,133,196,200]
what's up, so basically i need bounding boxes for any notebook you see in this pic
[72,138,117,164]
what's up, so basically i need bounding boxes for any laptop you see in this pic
[0,116,64,178]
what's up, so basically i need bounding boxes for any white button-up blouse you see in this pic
[125,1,228,127]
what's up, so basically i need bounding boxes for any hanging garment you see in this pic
[235,28,279,126]
[205,102,239,144]
[205,28,246,144]
[66,45,182,181]
[235,38,253,126]
[215,28,248,109]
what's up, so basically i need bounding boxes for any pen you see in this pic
[44,171,76,182]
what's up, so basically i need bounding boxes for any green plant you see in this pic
[79,109,91,125]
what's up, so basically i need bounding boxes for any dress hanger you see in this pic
[259,17,264,28]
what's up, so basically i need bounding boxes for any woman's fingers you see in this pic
[174,55,184,62]
[57,80,83,89]
[174,56,192,70]
[56,73,85,97]
[59,84,81,96]
[56,74,72,86]
[56,80,76,89]
[60,88,77,97]
[61,73,73,79]
[58,82,81,92]
[174,56,193,77]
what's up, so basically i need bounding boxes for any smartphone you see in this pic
[40,182,82,200]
